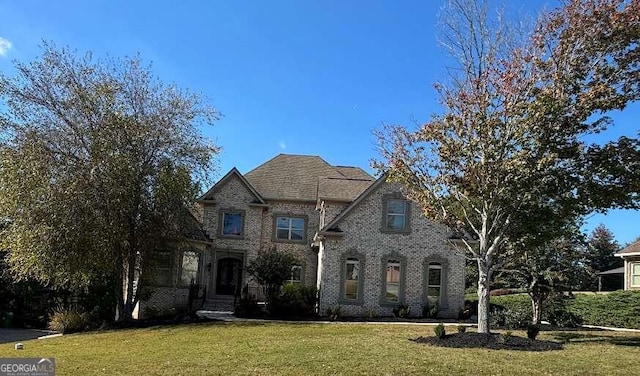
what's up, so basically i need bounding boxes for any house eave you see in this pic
[248,203,270,208]
[615,252,640,257]
[187,238,214,246]
[318,230,344,238]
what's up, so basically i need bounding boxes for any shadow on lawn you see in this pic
[411,332,563,351]
[552,331,640,347]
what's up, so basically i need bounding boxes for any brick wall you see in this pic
[318,182,466,318]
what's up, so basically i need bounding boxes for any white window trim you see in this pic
[631,262,640,287]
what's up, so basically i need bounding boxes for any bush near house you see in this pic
[489,291,640,330]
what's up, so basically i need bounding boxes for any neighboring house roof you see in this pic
[199,167,266,204]
[183,210,213,244]
[597,266,625,275]
[244,154,373,202]
[615,239,640,257]
[317,177,375,202]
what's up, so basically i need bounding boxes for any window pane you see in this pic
[386,261,400,283]
[150,251,172,286]
[180,251,199,286]
[222,212,243,236]
[346,261,359,281]
[291,218,305,230]
[344,258,360,300]
[386,214,405,230]
[386,283,400,302]
[276,217,290,229]
[427,287,441,304]
[387,200,405,214]
[632,263,640,275]
[428,267,442,286]
[289,265,302,283]
[291,229,304,240]
[633,276,640,286]
[345,280,358,299]
[276,229,290,239]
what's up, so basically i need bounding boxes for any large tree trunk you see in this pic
[115,250,137,322]
[477,260,491,333]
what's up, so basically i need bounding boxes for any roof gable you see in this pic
[321,173,388,232]
[616,239,640,257]
[317,177,376,202]
[199,167,265,204]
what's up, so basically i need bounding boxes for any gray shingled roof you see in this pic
[617,239,640,255]
[334,166,373,180]
[317,177,375,202]
[244,154,373,202]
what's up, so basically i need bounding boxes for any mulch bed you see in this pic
[412,332,563,351]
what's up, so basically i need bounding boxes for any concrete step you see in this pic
[202,299,236,312]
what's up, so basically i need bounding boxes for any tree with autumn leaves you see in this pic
[376,0,639,333]
[0,44,219,322]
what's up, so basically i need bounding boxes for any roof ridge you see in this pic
[320,176,375,182]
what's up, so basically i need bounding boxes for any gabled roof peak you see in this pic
[199,167,265,204]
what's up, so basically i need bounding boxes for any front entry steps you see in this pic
[197,298,236,320]
[201,297,236,312]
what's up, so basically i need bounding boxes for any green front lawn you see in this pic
[2,322,639,375]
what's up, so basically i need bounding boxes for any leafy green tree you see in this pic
[0,43,219,322]
[582,224,623,290]
[375,0,640,333]
[499,221,587,324]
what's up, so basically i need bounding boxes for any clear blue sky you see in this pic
[0,0,637,245]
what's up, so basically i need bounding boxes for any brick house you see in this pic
[615,239,640,291]
[137,154,465,318]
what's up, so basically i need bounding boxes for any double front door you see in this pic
[215,256,243,296]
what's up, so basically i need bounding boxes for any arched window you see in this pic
[385,260,401,302]
[426,262,442,305]
[344,258,360,300]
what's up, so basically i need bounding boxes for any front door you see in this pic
[215,257,243,296]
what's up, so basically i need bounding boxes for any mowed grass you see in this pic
[2,322,639,375]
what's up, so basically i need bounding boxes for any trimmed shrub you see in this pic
[234,296,263,318]
[326,306,342,321]
[393,305,411,318]
[490,301,530,329]
[270,284,317,318]
[434,323,446,339]
[568,291,640,329]
[48,307,90,334]
[527,323,540,340]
